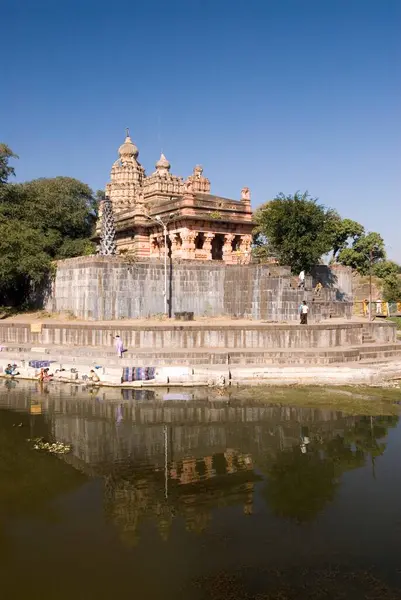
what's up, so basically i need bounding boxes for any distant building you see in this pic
[95,131,254,262]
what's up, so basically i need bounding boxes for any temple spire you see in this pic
[155,152,171,173]
[125,127,130,138]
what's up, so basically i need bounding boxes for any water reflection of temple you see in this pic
[0,383,398,544]
[103,448,257,545]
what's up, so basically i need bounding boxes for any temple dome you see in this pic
[156,153,170,170]
[118,133,139,158]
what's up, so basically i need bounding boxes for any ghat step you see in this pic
[2,342,401,367]
[362,335,376,344]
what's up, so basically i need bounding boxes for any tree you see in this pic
[374,260,401,302]
[382,274,401,303]
[95,189,106,201]
[0,144,18,186]
[14,177,97,243]
[251,232,276,263]
[0,220,52,305]
[331,218,365,260]
[0,151,98,306]
[337,231,386,275]
[254,191,336,272]
[373,260,399,280]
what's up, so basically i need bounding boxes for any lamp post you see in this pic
[368,249,373,322]
[146,213,174,316]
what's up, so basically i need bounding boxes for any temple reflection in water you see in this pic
[0,382,397,546]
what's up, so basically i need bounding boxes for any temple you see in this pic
[95,131,254,262]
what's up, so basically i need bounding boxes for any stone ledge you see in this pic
[0,320,373,332]
[1,353,401,387]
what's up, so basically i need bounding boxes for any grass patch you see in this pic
[231,385,401,416]
[389,316,401,330]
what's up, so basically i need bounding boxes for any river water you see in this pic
[0,380,401,599]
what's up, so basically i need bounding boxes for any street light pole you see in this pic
[161,220,168,316]
[146,213,173,317]
[369,249,373,322]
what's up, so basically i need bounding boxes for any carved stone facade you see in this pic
[95,131,254,262]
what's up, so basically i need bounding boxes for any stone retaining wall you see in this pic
[46,256,353,322]
[0,321,395,350]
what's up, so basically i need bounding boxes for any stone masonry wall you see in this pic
[46,256,353,322]
[311,264,353,300]
[0,322,387,349]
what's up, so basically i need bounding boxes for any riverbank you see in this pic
[1,354,401,388]
[0,317,399,387]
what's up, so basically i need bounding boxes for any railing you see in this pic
[354,300,401,317]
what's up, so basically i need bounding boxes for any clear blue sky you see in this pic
[2,0,401,260]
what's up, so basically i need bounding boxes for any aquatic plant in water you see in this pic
[27,437,71,455]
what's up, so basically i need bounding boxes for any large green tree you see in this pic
[373,260,401,302]
[0,144,17,186]
[0,144,97,307]
[337,231,386,275]
[331,217,365,259]
[254,191,337,272]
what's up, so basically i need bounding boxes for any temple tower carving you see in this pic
[105,130,145,213]
[95,130,254,262]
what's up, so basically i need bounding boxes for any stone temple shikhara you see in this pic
[95,131,254,262]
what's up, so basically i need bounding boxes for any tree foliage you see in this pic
[251,232,276,263]
[337,231,386,275]
[253,187,400,299]
[254,191,336,272]
[0,144,97,307]
[0,144,18,185]
[331,218,365,259]
[373,260,401,302]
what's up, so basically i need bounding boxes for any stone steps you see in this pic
[1,341,401,367]
[362,335,376,344]
[360,349,401,361]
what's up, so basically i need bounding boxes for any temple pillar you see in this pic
[149,234,160,258]
[203,232,215,260]
[169,232,182,259]
[133,228,151,258]
[157,234,165,259]
[239,234,252,264]
[180,228,196,260]
[222,234,235,264]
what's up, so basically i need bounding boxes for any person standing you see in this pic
[362,298,369,317]
[298,270,305,289]
[300,300,309,325]
[115,335,124,358]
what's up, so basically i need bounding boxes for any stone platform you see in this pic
[2,342,401,367]
[0,319,397,369]
[0,319,395,349]
[0,317,400,387]
[45,257,353,322]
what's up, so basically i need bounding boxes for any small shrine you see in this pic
[95,130,254,263]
